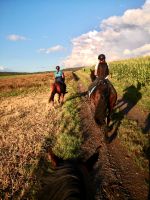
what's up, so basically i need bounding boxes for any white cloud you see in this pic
[0,66,5,71]
[123,44,150,56]
[0,65,12,72]
[38,45,65,54]
[144,0,150,6]
[7,34,27,41]
[63,0,150,67]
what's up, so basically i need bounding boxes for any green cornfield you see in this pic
[109,56,150,85]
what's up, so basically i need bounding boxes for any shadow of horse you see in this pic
[66,91,88,102]
[106,82,142,143]
[48,81,67,106]
[115,82,142,114]
[72,72,80,81]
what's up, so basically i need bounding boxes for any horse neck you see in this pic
[91,75,96,82]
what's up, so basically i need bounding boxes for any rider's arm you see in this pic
[105,64,109,79]
[94,61,99,76]
[106,64,109,76]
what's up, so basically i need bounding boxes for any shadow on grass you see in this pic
[72,72,80,81]
[65,91,88,102]
[115,81,142,114]
[105,82,142,143]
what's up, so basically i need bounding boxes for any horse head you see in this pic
[38,147,100,200]
[90,69,96,82]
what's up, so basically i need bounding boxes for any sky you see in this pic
[0,0,150,72]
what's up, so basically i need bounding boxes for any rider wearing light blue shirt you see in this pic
[54,66,67,93]
[54,69,63,78]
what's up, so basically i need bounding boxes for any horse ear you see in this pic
[47,148,63,168]
[84,146,101,171]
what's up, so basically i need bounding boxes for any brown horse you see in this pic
[38,148,100,200]
[89,69,117,126]
[49,81,66,106]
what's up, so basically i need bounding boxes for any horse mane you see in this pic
[38,161,93,200]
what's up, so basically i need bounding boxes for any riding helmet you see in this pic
[56,66,60,70]
[98,54,106,61]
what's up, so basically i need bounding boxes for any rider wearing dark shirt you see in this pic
[89,54,116,96]
[95,54,109,79]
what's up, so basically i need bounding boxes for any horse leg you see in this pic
[49,90,55,107]
[60,93,64,105]
[107,93,117,126]
[58,94,60,104]
[107,109,111,126]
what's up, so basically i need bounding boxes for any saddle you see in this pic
[55,77,64,84]
[88,78,108,97]
[55,77,67,94]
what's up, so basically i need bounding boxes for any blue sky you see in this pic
[0,0,149,72]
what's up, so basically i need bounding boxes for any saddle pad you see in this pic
[88,85,97,97]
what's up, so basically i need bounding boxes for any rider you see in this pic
[95,54,109,79]
[54,66,67,93]
[89,54,116,96]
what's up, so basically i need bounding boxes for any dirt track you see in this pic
[76,79,149,200]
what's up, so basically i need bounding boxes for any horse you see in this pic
[38,148,100,200]
[48,81,66,106]
[89,69,117,126]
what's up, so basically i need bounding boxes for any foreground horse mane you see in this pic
[38,161,93,200]
[38,148,100,200]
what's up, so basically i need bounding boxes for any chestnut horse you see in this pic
[38,148,100,200]
[89,69,117,126]
[49,81,66,106]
